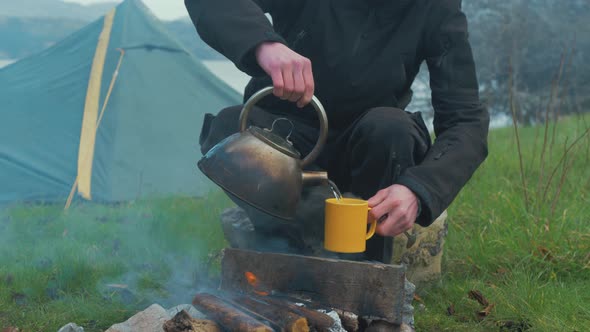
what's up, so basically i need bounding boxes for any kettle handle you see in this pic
[239,86,328,168]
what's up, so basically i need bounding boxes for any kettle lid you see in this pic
[249,126,301,159]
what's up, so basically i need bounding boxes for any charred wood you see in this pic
[231,295,309,332]
[261,297,335,332]
[192,293,273,332]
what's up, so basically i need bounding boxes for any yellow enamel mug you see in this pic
[324,198,377,253]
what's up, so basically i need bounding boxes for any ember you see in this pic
[245,271,270,296]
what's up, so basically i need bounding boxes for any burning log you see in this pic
[163,309,221,332]
[192,293,273,332]
[221,248,405,323]
[231,295,310,332]
[261,297,336,332]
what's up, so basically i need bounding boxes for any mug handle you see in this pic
[366,208,377,240]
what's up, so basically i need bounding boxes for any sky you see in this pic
[64,0,189,20]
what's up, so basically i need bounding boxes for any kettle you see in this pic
[197,86,329,220]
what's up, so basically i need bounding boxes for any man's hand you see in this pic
[368,184,419,237]
[255,42,314,108]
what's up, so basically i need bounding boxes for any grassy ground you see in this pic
[415,114,590,331]
[0,191,232,331]
[1,115,589,331]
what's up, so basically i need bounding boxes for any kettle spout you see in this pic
[302,171,329,186]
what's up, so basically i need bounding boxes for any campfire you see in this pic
[164,248,410,332]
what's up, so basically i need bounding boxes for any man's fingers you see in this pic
[298,59,314,108]
[270,67,284,98]
[369,198,395,222]
[376,209,413,237]
[290,63,305,103]
[281,66,294,101]
[368,189,388,207]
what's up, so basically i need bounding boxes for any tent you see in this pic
[0,0,242,205]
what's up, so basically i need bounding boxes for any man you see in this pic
[185,0,489,263]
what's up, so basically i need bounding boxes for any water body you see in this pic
[202,60,250,94]
[3,57,510,129]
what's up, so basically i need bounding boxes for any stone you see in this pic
[219,207,257,250]
[316,309,348,332]
[105,304,170,332]
[163,310,221,332]
[57,323,84,332]
[166,304,206,320]
[402,279,416,327]
[392,211,448,285]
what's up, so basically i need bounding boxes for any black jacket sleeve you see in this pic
[396,0,489,227]
[184,0,305,76]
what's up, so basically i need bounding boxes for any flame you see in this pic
[244,271,270,296]
[245,271,258,286]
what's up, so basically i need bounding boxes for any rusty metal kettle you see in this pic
[197,86,329,220]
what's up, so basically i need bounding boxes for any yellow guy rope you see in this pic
[64,8,125,210]
[64,49,125,210]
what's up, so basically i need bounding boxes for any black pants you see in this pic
[200,105,431,263]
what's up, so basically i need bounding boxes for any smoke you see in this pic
[0,193,230,314]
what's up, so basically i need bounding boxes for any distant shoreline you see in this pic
[0,59,16,68]
[202,60,249,94]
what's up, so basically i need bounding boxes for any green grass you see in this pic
[414,114,590,331]
[0,191,232,331]
[1,115,589,331]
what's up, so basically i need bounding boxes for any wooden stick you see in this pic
[231,295,309,332]
[192,293,273,332]
[261,297,335,332]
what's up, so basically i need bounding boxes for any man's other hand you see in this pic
[255,42,314,108]
[368,184,419,237]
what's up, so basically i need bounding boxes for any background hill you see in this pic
[0,0,117,20]
[1,0,589,120]
[0,0,222,61]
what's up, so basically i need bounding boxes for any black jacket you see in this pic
[185,0,489,226]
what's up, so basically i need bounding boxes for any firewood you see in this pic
[192,293,273,332]
[163,309,221,332]
[221,248,405,323]
[261,297,335,332]
[231,295,309,332]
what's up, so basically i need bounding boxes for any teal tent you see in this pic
[0,0,241,205]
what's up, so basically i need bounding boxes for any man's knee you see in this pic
[351,107,415,150]
[199,105,243,155]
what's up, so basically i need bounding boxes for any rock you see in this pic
[402,279,416,327]
[163,310,221,332]
[400,323,415,332]
[316,309,347,332]
[105,304,170,332]
[2,327,20,332]
[364,320,400,332]
[57,323,84,332]
[219,207,257,249]
[392,211,448,285]
[166,304,206,319]
[220,185,334,255]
